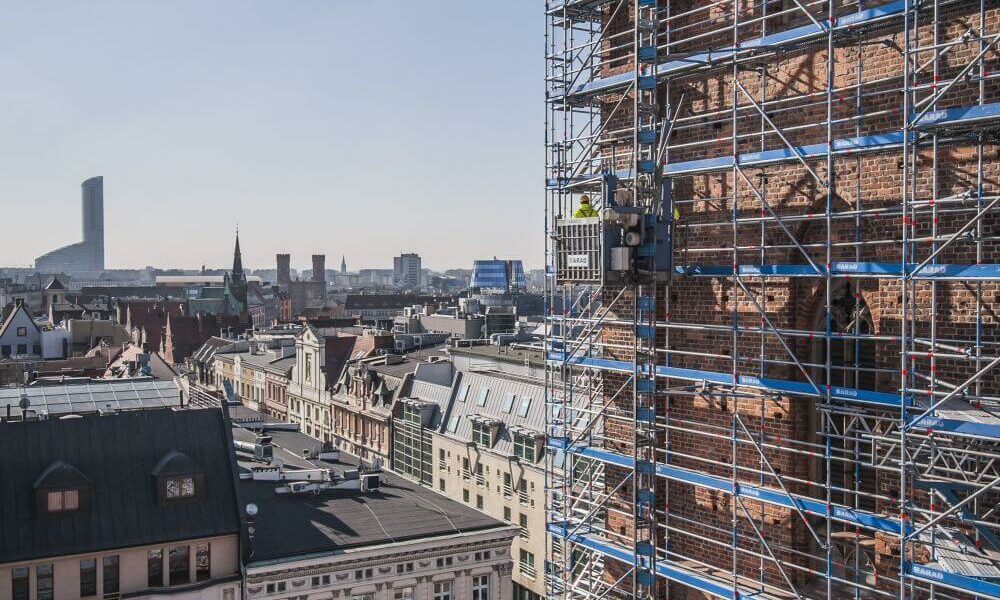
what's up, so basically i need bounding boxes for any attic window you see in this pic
[151,450,204,503]
[472,422,492,446]
[501,393,516,413]
[476,388,490,407]
[166,477,196,499]
[516,397,532,418]
[513,432,542,462]
[34,459,90,516]
[447,415,460,433]
[47,489,79,512]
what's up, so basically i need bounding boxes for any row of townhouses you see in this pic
[205,323,549,600]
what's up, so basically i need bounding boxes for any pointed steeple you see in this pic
[340,255,347,274]
[232,228,244,278]
[227,228,248,313]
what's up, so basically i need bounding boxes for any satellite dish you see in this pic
[245,503,258,517]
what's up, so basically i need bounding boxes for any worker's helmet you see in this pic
[580,194,591,205]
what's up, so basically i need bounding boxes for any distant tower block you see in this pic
[276,254,291,285]
[81,176,104,271]
[312,255,326,282]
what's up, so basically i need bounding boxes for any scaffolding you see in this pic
[545,1,1000,599]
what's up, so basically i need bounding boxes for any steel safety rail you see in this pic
[546,101,1000,188]
[676,262,1000,280]
[547,351,1000,439]
[552,1,908,100]
[549,438,904,535]
[547,522,764,600]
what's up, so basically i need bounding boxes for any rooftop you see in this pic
[447,342,546,369]
[0,408,241,563]
[233,422,505,564]
[0,378,182,420]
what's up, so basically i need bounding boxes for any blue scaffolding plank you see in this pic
[659,132,905,177]
[908,563,1000,598]
[914,102,1000,129]
[634,101,1000,178]
[678,262,1000,280]
[548,351,906,408]
[548,523,752,600]
[546,97,1000,187]
[567,444,903,535]
[553,351,1000,438]
[907,415,1000,440]
[559,1,906,99]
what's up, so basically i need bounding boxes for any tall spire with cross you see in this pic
[227,228,248,312]
[232,227,244,277]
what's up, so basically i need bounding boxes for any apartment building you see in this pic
[391,360,548,600]
[328,354,414,462]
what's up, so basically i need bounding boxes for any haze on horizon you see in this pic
[0,2,541,273]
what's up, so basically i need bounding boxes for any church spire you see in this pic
[232,228,244,277]
[227,228,248,313]
[340,255,347,274]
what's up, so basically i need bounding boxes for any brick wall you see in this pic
[582,1,1000,598]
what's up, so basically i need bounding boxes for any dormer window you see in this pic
[152,451,203,504]
[47,489,79,512]
[166,476,196,499]
[470,417,499,447]
[513,430,543,463]
[34,460,90,515]
[472,422,491,445]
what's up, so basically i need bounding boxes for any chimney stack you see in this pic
[312,255,326,282]
[276,254,291,285]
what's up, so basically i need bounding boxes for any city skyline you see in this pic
[0,2,540,270]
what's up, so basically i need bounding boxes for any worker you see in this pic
[573,194,599,218]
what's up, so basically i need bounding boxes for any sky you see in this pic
[0,2,542,272]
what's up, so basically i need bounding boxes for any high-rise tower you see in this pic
[81,176,104,271]
[35,176,105,274]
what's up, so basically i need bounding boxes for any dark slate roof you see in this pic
[44,277,66,291]
[236,426,505,563]
[0,408,241,563]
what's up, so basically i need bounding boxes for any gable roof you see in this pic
[0,303,41,338]
[0,408,241,563]
[44,277,66,291]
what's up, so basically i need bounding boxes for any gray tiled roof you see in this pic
[0,408,241,563]
[0,379,181,419]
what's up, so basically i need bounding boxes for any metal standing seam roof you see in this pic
[406,379,457,429]
[0,379,181,419]
[0,408,241,564]
[442,371,547,456]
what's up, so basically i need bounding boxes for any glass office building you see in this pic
[470,260,526,293]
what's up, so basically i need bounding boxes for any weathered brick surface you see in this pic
[581,2,1000,598]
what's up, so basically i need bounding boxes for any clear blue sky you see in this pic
[0,2,542,272]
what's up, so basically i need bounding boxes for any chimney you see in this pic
[312,255,326,282]
[277,254,291,286]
